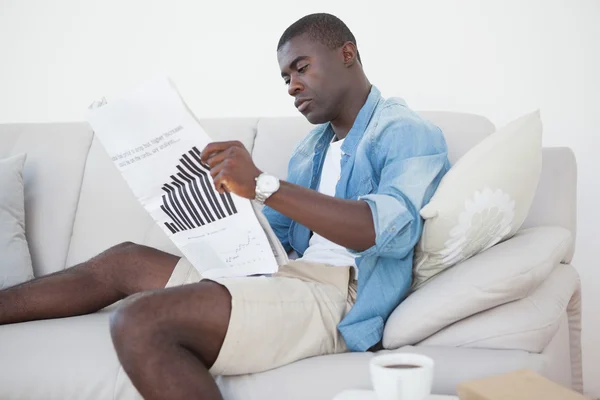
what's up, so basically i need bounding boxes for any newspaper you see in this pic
[86,77,287,279]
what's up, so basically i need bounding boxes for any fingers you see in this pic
[209,161,225,179]
[200,140,257,199]
[204,148,229,168]
[213,170,229,194]
[207,162,227,193]
[201,141,244,163]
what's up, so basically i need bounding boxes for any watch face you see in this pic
[260,175,279,192]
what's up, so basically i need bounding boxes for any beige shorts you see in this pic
[165,258,357,376]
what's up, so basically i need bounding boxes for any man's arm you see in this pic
[200,141,375,252]
[264,181,375,252]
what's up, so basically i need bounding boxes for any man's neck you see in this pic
[330,78,372,140]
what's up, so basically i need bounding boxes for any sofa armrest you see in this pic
[383,226,572,349]
[522,147,577,263]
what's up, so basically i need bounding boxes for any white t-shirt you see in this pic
[300,138,358,273]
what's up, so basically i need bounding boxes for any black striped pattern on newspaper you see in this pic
[161,146,238,233]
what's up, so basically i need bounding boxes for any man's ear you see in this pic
[341,42,359,67]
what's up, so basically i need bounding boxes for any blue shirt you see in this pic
[262,86,450,351]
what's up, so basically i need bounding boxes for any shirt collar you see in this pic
[339,85,382,156]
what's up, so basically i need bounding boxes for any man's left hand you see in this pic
[200,141,262,199]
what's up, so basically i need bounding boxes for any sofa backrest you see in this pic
[0,111,577,276]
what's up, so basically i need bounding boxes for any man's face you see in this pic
[277,34,348,124]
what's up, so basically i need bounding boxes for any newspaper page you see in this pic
[86,77,280,279]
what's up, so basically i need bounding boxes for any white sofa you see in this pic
[0,112,582,399]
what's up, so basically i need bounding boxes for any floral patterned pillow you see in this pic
[412,111,542,290]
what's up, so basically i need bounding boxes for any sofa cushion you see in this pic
[0,153,34,287]
[383,226,572,350]
[419,263,580,353]
[412,111,543,289]
[0,307,142,400]
[217,345,547,400]
[0,308,547,400]
[251,117,314,180]
[250,112,495,181]
[0,122,94,276]
[417,111,495,164]
[198,118,258,152]
[65,136,181,268]
[66,112,495,268]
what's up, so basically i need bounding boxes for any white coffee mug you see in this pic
[369,353,434,400]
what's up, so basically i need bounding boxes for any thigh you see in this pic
[89,242,181,296]
[210,265,351,376]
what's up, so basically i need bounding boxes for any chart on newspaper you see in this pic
[86,77,278,279]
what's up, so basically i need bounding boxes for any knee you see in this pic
[106,241,150,265]
[112,241,140,254]
[99,241,144,262]
[109,293,154,350]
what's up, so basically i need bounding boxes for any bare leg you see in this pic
[110,280,231,400]
[0,242,179,325]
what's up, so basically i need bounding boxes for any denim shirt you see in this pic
[262,86,450,351]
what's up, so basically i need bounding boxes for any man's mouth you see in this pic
[296,99,312,113]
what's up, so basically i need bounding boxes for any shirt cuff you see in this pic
[349,193,415,258]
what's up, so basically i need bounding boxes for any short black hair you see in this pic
[277,13,361,64]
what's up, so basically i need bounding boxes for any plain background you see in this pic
[0,0,598,396]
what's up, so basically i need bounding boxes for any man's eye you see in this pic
[284,80,290,85]
[298,65,308,73]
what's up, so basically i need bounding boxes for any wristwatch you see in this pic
[254,173,280,204]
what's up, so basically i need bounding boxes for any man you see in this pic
[0,13,449,400]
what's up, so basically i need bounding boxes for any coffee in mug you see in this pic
[384,364,421,369]
[369,353,434,400]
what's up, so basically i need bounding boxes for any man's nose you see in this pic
[287,76,303,97]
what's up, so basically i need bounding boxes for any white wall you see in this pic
[1,0,599,394]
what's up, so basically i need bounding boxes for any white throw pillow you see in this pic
[412,111,542,289]
[0,154,34,288]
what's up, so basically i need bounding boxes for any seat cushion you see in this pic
[0,309,567,400]
[0,308,141,400]
[217,346,548,400]
[384,226,572,350]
